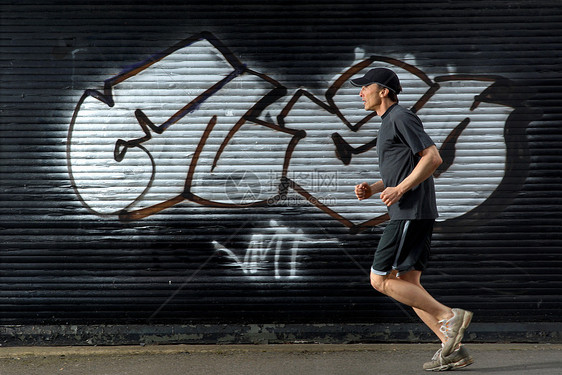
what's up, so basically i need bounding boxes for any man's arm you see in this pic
[380,145,442,207]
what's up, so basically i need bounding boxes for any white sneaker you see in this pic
[439,308,473,357]
[423,345,474,371]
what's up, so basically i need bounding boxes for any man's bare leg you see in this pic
[396,270,447,343]
[370,270,453,329]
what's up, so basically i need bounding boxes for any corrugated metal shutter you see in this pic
[1,0,561,339]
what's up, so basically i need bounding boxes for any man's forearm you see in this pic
[371,180,385,194]
[396,145,442,194]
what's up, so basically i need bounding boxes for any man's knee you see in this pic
[370,272,389,294]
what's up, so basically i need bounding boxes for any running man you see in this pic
[351,68,473,371]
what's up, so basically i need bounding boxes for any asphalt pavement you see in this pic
[0,343,560,375]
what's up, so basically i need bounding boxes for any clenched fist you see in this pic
[355,182,373,201]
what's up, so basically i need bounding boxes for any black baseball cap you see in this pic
[350,68,402,94]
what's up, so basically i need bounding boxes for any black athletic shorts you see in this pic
[371,219,434,276]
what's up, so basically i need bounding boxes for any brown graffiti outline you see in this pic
[68,32,522,234]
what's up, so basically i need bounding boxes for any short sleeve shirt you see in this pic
[376,104,438,220]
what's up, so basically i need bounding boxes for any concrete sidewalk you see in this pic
[0,343,560,374]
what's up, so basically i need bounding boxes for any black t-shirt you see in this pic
[376,104,438,220]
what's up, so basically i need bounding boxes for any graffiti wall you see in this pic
[1,1,561,340]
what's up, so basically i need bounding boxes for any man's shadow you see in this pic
[473,360,562,373]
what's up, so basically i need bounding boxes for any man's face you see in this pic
[359,83,381,112]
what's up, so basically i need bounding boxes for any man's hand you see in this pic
[355,182,373,200]
[380,186,404,207]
